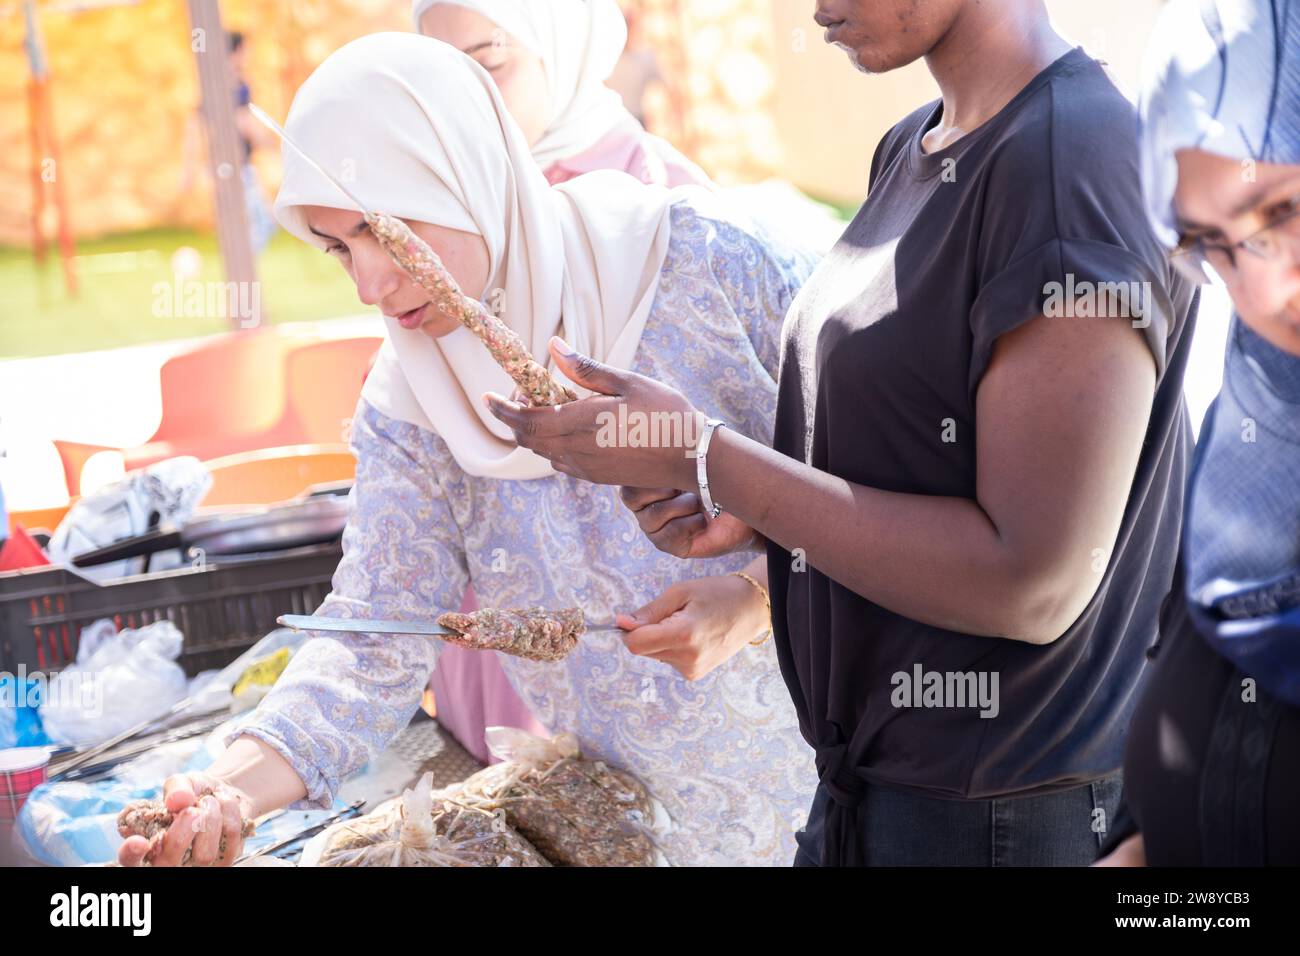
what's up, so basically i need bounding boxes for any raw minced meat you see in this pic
[314,773,550,867]
[366,212,577,407]
[435,606,584,662]
[448,730,662,867]
[117,798,255,866]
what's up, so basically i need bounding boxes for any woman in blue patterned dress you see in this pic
[117,33,818,867]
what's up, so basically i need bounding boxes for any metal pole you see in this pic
[186,0,257,330]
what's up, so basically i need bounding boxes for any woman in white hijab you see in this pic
[414,0,712,763]
[413,0,710,187]
[118,32,816,867]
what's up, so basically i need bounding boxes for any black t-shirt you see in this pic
[767,49,1199,800]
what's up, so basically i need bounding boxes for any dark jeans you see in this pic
[793,772,1123,866]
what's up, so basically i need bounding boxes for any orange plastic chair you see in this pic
[280,337,384,445]
[54,329,304,496]
[150,328,297,444]
[200,444,357,508]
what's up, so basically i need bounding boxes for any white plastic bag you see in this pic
[47,457,211,581]
[39,620,188,748]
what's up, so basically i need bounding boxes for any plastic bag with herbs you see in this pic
[309,772,549,867]
[448,728,666,867]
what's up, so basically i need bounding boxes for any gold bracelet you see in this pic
[730,571,772,646]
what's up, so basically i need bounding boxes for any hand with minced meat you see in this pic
[117,772,256,867]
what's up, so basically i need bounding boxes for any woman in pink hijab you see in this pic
[411,0,711,764]
[414,0,712,188]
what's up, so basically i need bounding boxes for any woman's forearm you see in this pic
[681,314,1153,645]
[492,316,1152,644]
[207,735,308,818]
[701,428,1053,641]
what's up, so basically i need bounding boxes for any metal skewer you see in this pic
[277,614,626,637]
[236,799,367,863]
[49,696,221,781]
[248,103,374,215]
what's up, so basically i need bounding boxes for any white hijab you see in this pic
[412,0,637,168]
[273,32,678,480]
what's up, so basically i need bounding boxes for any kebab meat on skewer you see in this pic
[366,213,578,407]
[247,106,576,409]
[435,606,585,663]
[279,606,598,662]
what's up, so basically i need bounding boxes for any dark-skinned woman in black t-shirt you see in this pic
[488,0,1198,866]
[1095,0,1300,868]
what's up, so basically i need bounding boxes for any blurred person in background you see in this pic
[412,0,711,761]
[413,0,711,188]
[606,3,665,129]
[1097,0,1300,867]
[179,31,278,254]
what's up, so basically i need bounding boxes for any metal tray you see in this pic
[185,497,348,556]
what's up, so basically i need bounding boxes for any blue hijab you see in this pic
[1140,0,1300,704]
[1185,321,1300,703]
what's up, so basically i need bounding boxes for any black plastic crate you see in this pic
[0,544,342,677]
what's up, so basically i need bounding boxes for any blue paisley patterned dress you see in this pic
[230,200,821,865]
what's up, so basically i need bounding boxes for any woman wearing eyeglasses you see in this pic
[1097,0,1300,867]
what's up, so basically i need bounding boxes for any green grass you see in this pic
[0,228,366,359]
[1,192,854,359]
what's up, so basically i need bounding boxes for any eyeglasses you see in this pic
[1172,193,1300,284]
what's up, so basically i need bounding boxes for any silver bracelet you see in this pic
[695,419,728,519]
